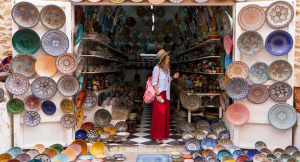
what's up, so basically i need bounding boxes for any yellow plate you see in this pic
[95,154,107,159]
[43,148,58,160]
[202,149,212,157]
[90,142,105,157]
[62,148,77,161]
[0,153,12,162]
[94,127,103,135]
[75,105,84,128]
[60,99,75,113]
[104,125,116,136]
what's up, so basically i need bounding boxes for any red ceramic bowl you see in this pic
[236,155,251,162]
[226,103,250,126]
[81,122,95,130]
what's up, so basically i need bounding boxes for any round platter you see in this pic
[76,25,83,45]
[247,84,269,104]
[222,11,232,36]
[75,57,84,78]
[115,121,128,132]
[12,2,39,28]
[248,62,269,84]
[269,82,292,101]
[84,91,98,109]
[225,78,249,100]
[184,95,202,111]
[40,5,66,29]
[238,4,266,31]
[12,29,40,54]
[11,54,36,78]
[42,100,56,115]
[94,109,112,126]
[60,99,75,114]
[268,103,297,130]
[31,77,57,100]
[41,29,69,57]
[75,105,84,128]
[56,53,78,74]
[224,35,233,55]
[266,1,294,29]
[265,30,293,56]
[237,31,263,56]
[57,75,79,97]
[60,114,76,128]
[227,61,249,79]
[201,137,217,150]
[35,55,57,77]
[7,98,24,114]
[5,73,29,95]
[14,154,31,162]
[24,95,42,112]
[24,111,41,127]
[268,59,293,82]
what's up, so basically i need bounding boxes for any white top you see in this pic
[152,66,171,100]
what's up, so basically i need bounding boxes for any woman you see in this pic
[151,49,179,143]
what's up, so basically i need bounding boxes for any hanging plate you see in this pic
[268,103,297,130]
[5,73,29,95]
[225,78,249,100]
[75,105,85,128]
[268,59,293,82]
[226,103,250,126]
[266,1,294,29]
[238,5,265,31]
[184,94,202,111]
[84,91,98,109]
[7,98,24,114]
[248,62,269,84]
[94,109,112,126]
[24,111,41,127]
[76,25,83,45]
[222,11,232,36]
[269,82,292,101]
[24,95,42,112]
[35,55,57,77]
[60,114,76,128]
[265,30,293,56]
[227,61,249,79]
[40,5,66,29]
[12,2,39,28]
[57,75,79,97]
[224,55,232,70]
[41,30,69,57]
[224,35,233,55]
[42,100,56,115]
[31,77,57,100]
[10,54,36,78]
[56,53,78,74]
[237,31,263,56]
[12,29,40,54]
[247,84,269,104]
[60,99,75,114]
[148,0,165,5]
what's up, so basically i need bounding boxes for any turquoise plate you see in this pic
[76,24,83,45]
[12,29,40,54]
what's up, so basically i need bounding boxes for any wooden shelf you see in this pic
[81,37,125,55]
[172,56,220,64]
[176,39,220,56]
[172,83,221,96]
[81,55,124,63]
[175,70,224,75]
[82,70,124,74]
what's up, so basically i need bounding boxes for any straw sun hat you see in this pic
[156,49,170,64]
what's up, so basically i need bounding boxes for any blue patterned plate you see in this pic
[247,149,261,160]
[40,5,66,29]
[225,78,249,100]
[269,82,292,101]
[6,147,22,158]
[225,55,232,70]
[41,30,69,57]
[233,150,246,160]
[201,137,217,150]
[265,30,293,56]
[57,75,79,97]
[76,25,83,45]
[182,131,195,140]
[194,130,206,141]
[5,73,29,95]
[268,59,293,82]
[12,29,40,55]
[255,141,267,150]
[218,130,230,139]
[11,54,36,78]
[266,1,294,29]
[248,62,269,84]
[12,2,39,28]
[184,94,202,111]
[228,146,241,154]
[237,31,263,56]
[84,91,98,109]
[24,111,41,127]
[42,100,56,115]
[218,149,232,160]
[285,146,299,156]
[185,138,201,151]
[180,122,195,132]
[268,103,298,130]
[31,77,57,100]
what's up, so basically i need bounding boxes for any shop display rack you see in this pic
[81,70,125,74]
[81,55,124,63]
[172,56,220,64]
[175,39,220,56]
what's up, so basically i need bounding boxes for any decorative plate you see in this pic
[42,149,58,160]
[266,1,294,29]
[42,100,56,115]
[75,105,84,128]
[148,0,165,5]
[41,29,69,57]
[31,77,57,100]
[233,150,246,160]
[228,146,241,154]
[226,103,249,126]
[137,7,146,17]
[76,25,83,45]
[110,0,125,3]
[12,2,39,28]
[24,95,42,112]
[56,53,78,74]
[268,103,298,130]
[0,153,12,162]
[218,138,234,149]
[196,120,210,129]
[141,26,151,35]
[237,31,263,56]
[60,99,75,114]
[131,36,139,44]
[115,121,128,132]
[253,154,268,162]
[75,57,84,79]
[155,7,165,17]
[207,132,218,140]
[185,138,201,151]
[247,84,269,104]
[281,153,291,162]
[218,75,225,91]
[81,122,95,130]
[224,34,233,55]
[0,56,12,73]
[225,55,232,70]
[24,111,41,127]
[169,0,183,3]
[194,130,206,141]
[11,54,36,78]
[87,129,99,143]
[219,130,230,139]
[213,145,227,155]
[255,141,267,150]
[49,144,63,154]
[5,73,29,95]
[7,98,24,114]
[225,78,249,100]
[269,82,292,101]
[211,122,227,131]
[274,148,286,158]
[198,126,210,135]
[123,35,131,43]
[238,5,265,31]
[184,95,202,111]
[212,96,221,107]
[265,30,293,56]
[182,131,195,140]
[218,149,232,160]
[248,62,269,84]
[75,89,88,108]
[57,75,79,97]
[12,29,40,54]
[139,36,147,44]
[33,154,50,162]
[6,147,22,158]
[180,122,195,132]
[201,137,217,150]
[14,154,31,162]
[227,61,249,79]
[195,0,208,3]
[286,146,299,156]
[222,11,232,36]
[205,151,218,160]
[94,109,112,126]
[292,152,300,161]
[60,114,76,128]
[40,5,66,29]
[0,88,4,103]
[268,59,293,82]
[213,125,227,135]
[84,91,98,109]
[260,148,272,155]
[201,96,212,107]
[35,55,57,77]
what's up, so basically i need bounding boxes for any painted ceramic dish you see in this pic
[198,126,210,135]
[255,141,267,150]
[75,57,84,78]
[260,148,272,155]
[253,154,268,162]
[212,96,221,107]
[265,30,293,56]
[292,152,300,161]
[213,145,227,155]
[185,138,201,151]
[43,148,58,160]
[84,91,98,109]
[42,100,56,115]
[75,105,84,128]
[219,130,230,139]
[12,2,39,28]
[31,77,57,100]
[281,153,291,162]
[194,130,206,141]
[14,154,31,162]
[76,25,83,45]
[148,0,165,5]
[7,98,24,114]
[0,153,12,162]
[90,142,105,157]
[75,89,88,108]
[268,59,293,82]
[137,7,146,17]
[225,78,249,100]
[6,147,22,158]
[266,1,294,29]
[237,155,251,162]
[233,150,246,160]
[49,144,64,154]
[115,121,128,132]
[110,0,125,3]
[141,26,151,36]
[57,75,79,97]
[35,55,57,77]
[94,109,112,126]
[41,29,69,57]
[226,103,249,126]
[218,139,234,149]
[237,31,263,56]
[60,114,76,128]
[5,73,29,95]
[286,146,299,156]
[219,94,226,111]
[225,55,232,69]
[52,153,69,162]
[227,61,249,79]
[207,132,218,140]
[12,29,40,54]
[228,146,241,154]
[269,82,292,101]
[33,154,50,162]
[222,11,232,36]
[196,120,210,129]
[201,137,217,150]
[268,103,298,130]
[56,53,78,74]
[224,34,233,55]
[184,95,202,111]
[247,84,269,104]
[218,149,232,160]
[201,96,212,107]
[24,111,41,127]
[40,5,66,29]
[11,54,36,78]
[238,5,265,31]
[182,131,195,140]
[60,99,75,114]
[248,62,269,84]
[0,56,12,73]
[24,95,42,112]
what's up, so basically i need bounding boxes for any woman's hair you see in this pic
[158,55,169,72]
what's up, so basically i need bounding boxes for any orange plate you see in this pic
[0,153,12,162]
[32,144,45,154]
[62,148,77,161]
[35,55,57,77]
[71,139,88,156]
[94,127,104,135]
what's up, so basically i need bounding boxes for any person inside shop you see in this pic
[151,49,179,143]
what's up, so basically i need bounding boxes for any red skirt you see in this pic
[150,91,170,140]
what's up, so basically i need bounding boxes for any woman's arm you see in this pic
[171,72,180,81]
[153,85,162,103]
[152,66,162,103]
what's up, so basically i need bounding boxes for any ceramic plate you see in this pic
[31,77,57,100]
[5,73,29,95]
[266,1,294,29]
[225,55,232,70]
[57,75,79,97]
[35,55,57,77]
[11,54,36,78]
[255,141,267,150]
[148,0,165,5]
[7,98,24,114]
[0,56,12,73]
[24,111,41,127]
[137,7,146,17]
[33,154,51,162]
[226,103,250,126]
[141,26,151,35]
[42,100,56,115]
[224,35,233,55]
[212,96,221,107]
[40,5,66,29]
[12,29,40,54]
[56,53,78,74]
[60,99,75,114]
[201,96,212,107]
[219,130,230,140]
[247,85,269,104]
[182,131,195,140]
[222,11,232,36]
[196,120,210,129]
[60,114,76,128]
[14,154,31,162]
[110,0,125,3]
[75,105,84,128]
[115,121,128,132]
[268,103,297,130]
[194,130,206,141]
[237,31,263,56]
[74,41,83,59]
[75,57,84,78]
[41,29,69,57]
[94,109,112,126]
[248,62,269,84]
[184,95,202,111]
[265,30,293,56]
[84,91,98,109]
[268,59,293,82]
[238,5,265,31]
[227,61,249,79]
[286,146,299,156]
[180,122,195,132]
[185,138,201,151]
[218,75,225,90]
[12,2,39,28]
[24,95,42,112]
[220,94,226,111]
[225,78,249,100]
[201,137,217,150]
[76,25,83,45]
[269,82,292,101]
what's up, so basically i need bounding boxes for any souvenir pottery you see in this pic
[185,138,201,151]
[40,5,66,29]
[49,144,64,154]
[60,99,75,114]
[237,31,263,56]
[184,95,202,111]
[260,148,272,155]
[35,55,57,77]
[33,154,51,162]
[10,54,36,78]
[269,82,292,101]
[266,1,294,29]
[141,26,151,35]
[0,55,12,73]
[137,7,146,17]
[7,98,24,114]
[76,24,83,45]
[268,60,293,82]
[238,4,265,31]
[218,139,234,149]
[182,131,195,140]
[194,130,206,141]
[227,61,249,79]
[12,2,39,28]
[12,29,40,54]
[24,95,42,112]
[41,29,69,57]
[180,122,195,132]
[255,141,267,150]
[52,153,70,162]
[31,77,57,100]
[90,142,105,157]
[224,35,233,55]
[42,100,56,115]
[0,153,12,162]
[225,55,232,69]
[222,11,232,36]
[265,30,293,56]
[286,146,299,156]
[268,103,297,130]
[201,137,217,150]
[148,0,165,5]
[5,73,29,95]
[24,111,41,127]
[75,57,84,78]
[219,130,230,139]
[226,103,250,126]
[247,85,269,104]
[61,114,76,128]
[67,144,82,156]
[84,91,98,109]
[14,154,31,162]
[225,78,249,100]
[94,109,112,126]
[75,105,84,128]
[115,121,128,132]
[26,149,39,159]
[56,53,78,74]
[248,62,269,84]
[57,75,80,97]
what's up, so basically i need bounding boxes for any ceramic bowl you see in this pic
[247,149,261,160]
[115,132,130,141]
[75,129,87,139]
[90,142,104,157]
[52,153,70,162]
[265,30,293,56]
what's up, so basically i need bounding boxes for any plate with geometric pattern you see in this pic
[269,82,292,101]
[184,95,202,111]
[268,59,293,82]
[24,111,41,127]
[57,75,79,97]
[12,2,40,28]
[56,53,78,74]
[41,30,69,57]
[7,98,24,114]
[60,114,76,128]
[60,99,75,114]
[268,103,297,130]
[237,31,263,56]
[238,4,265,31]
[247,84,269,104]
[248,62,269,84]
[227,61,249,79]
[84,91,98,109]
[94,109,112,126]
[40,5,66,29]
[266,1,294,29]
[225,78,249,100]
[10,54,36,78]
[5,73,30,95]
[222,11,232,36]
[31,77,57,100]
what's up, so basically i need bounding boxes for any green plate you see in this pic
[7,98,24,114]
[49,144,64,153]
[12,29,40,54]
[221,53,226,69]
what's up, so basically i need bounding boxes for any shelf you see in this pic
[124,61,159,63]
[172,83,221,96]
[175,70,224,75]
[81,55,124,63]
[81,37,125,55]
[82,70,124,74]
[124,69,153,71]
[176,39,220,56]
[94,83,117,95]
[172,56,220,64]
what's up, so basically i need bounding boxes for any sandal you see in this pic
[156,139,163,143]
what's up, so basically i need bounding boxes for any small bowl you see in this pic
[115,132,130,141]
[171,152,181,156]
[76,130,87,139]
[114,154,123,158]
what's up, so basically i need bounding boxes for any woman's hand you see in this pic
[157,96,162,103]
[173,72,179,79]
